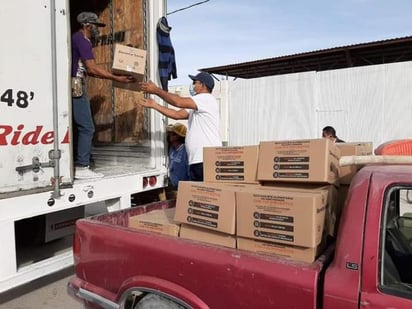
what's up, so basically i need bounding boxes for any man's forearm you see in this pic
[153,88,182,107]
[89,66,117,81]
[152,101,181,119]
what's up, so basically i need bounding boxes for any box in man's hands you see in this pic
[112,44,146,92]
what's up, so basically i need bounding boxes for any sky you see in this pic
[165,0,412,86]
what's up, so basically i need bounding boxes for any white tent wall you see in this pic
[316,65,385,144]
[227,72,317,145]
[381,62,412,143]
[225,61,412,149]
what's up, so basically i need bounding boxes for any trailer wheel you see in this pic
[134,294,185,309]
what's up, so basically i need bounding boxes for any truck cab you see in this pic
[323,165,412,308]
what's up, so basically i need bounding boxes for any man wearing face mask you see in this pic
[71,12,135,179]
[139,72,221,181]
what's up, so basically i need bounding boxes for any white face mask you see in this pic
[189,83,196,96]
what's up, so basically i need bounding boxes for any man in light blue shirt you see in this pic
[167,123,190,188]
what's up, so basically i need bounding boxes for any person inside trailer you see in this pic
[71,12,135,179]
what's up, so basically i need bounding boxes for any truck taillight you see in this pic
[149,176,157,186]
[143,176,157,188]
[143,177,148,188]
[72,231,80,265]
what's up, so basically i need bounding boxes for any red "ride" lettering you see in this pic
[0,124,69,146]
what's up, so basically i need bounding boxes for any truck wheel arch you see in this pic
[133,294,186,309]
[118,276,209,309]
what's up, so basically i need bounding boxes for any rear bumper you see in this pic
[67,276,120,309]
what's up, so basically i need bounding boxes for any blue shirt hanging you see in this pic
[157,16,177,91]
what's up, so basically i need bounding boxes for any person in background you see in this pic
[72,12,135,179]
[322,126,345,143]
[166,123,190,197]
[139,72,221,181]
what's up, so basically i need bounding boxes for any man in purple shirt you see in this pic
[72,12,134,179]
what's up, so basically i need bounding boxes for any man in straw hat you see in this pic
[166,123,190,192]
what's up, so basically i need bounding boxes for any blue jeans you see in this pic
[72,92,95,167]
[189,163,204,181]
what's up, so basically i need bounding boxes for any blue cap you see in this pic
[188,72,215,91]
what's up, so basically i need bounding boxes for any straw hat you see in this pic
[167,123,187,137]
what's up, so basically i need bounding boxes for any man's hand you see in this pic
[114,75,136,83]
[137,98,157,109]
[137,97,189,120]
[139,80,159,94]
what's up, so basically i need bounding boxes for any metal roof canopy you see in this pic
[200,36,412,79]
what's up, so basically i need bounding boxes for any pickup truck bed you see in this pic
[69,200,333,308]
[69,165,412,309]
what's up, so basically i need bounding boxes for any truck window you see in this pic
[381,188,412,297]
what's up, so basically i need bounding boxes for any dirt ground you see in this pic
[0,267,82,309]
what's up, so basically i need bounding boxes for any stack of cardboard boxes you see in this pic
[128,138,373,264]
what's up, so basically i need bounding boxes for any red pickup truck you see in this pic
[68,163,412,308]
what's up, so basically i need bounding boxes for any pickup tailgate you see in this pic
[70,200,327,308]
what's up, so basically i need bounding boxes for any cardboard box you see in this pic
[237,237,323,263]
[175,181,237,234]
[112,44,146,92]
[319,185,339,238]
[180,224,236,248]
[129,208,180,236]
[257,139,340,184]
[236,187,327,247]
[203,145,259,183]
[336,142,373,184]
[259,182,338,237]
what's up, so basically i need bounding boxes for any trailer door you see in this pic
[0,0,72,194]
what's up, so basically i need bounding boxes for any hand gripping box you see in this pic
[112,44,146,92]
[203,145,259,184]
[174,181,237,234]
[236,187,327,247]
[257,139,340,184]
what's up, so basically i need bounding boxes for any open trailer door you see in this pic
[0,0,72,196]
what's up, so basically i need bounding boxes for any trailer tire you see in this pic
[134,294,185,309]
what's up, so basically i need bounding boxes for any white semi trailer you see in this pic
[0,0,168,293]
